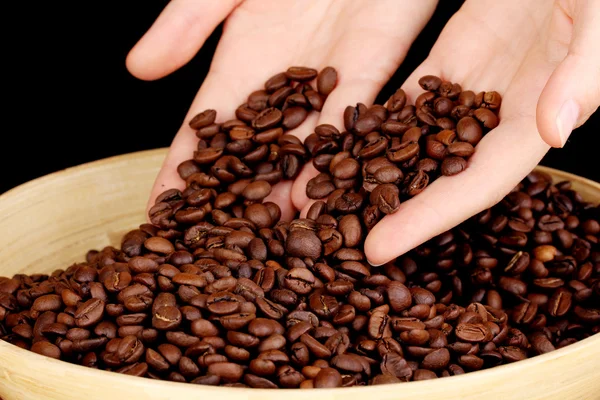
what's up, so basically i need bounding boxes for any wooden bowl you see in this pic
[1,148,599,400]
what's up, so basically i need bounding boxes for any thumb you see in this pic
[536,0,600,148]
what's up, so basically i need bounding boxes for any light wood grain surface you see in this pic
[1,148,599,400]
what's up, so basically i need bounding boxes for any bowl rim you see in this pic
[1,148,599,396]
[2,333,599,395]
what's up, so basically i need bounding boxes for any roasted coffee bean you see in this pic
[265,72,289,93]
[286,66,318,81]
[548,288,573,317]
[370,184,400,214]
[32,294,62,313]
[387,88,407,112]
[387,282,412,312]
[189,109,217,130]
[285,229,322,259]
[314,367,342,388]
[421,348,450,370]
[282,107,308,130]
[474,108,499,129]
[441,157,467,176]
[419,75,442,91]
[455,323,492,343]
[29,341,61,359]
[317,67,338,96]
[456,116,483,144]
[284,268,316,295]
[447,142,475,157]
[353,114,382,136]
[308,293,340,319]
[152,306,182,330]
[6,69,600,389]
[74,299,105,328]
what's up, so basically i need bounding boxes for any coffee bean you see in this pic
[447,142,475,157]
[32,294,62,313]
[419,75,442,91]
[248,318,284,337]
[242,180,272,201]
[332,158,360,180]
[369,184,400,214]
[31,341,61,359]
[207,362,244,383]
[499,346,528,362]
[74,298,105,328]
[286,67,318,81]
[387,88,407,112]
[421,348,450,370]
[172,273,207,288]
[117,335,144,363]
[249,358,276,376]
[474,108,499,129]
[189,109,217,130]
[548,288,573,317]
[284,268,316,295]
[314,367,342,388]
[456,116,483,144]
[283,107,308,130]
[144,237,177,255]
[153,306,182,330]
[441,157,467,176]
[403,171,428,197]
[305,90,324,111]
[265,72,289,93]
[317,67,338,96]
[455,323,492,342]
[7,67,600,389]
[244,374,278,389]
[387,282,412,312]
[285,229,322,259]
[388,141,419,163]
[353,114,382,136]
[252,108,283,131]
[499,277,527,296]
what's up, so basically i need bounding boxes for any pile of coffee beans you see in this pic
[1,66,598,389]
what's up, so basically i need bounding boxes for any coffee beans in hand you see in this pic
[1,67,598,389]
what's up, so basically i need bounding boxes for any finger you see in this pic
[265,112,319,222]
[536,0,600,147]
[126,0,241,81]
[299,199,319,219]
[264,181,296,222]
[365,117,550,266]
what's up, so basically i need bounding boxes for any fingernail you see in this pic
[556,99,579,147]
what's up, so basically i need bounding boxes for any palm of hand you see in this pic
[127,0,437,220]
[364,0,572,264]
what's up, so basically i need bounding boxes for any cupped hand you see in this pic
[361,0,600,265]
[127,0,438,220]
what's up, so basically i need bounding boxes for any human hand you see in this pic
[126,0,438,220]
[360,0,600,265]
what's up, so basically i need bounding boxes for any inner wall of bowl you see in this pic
[0,149,163,276]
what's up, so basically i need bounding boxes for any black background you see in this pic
[2,1,598,195]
